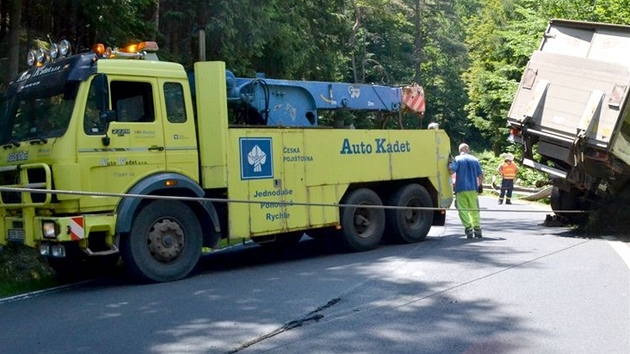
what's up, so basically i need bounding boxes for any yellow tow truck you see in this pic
[0,40,453,282]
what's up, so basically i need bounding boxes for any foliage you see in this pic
[419,0,474,146]
[475,149,548,188]
[591,0,630,24]
[462,0,547,154]
[0,244,58,298]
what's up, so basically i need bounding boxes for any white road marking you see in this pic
[603,236,630,270]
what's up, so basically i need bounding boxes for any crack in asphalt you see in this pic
[227,298,341,353]
[228,236,596,350]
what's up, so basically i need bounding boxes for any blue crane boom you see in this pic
[224,71,409,127]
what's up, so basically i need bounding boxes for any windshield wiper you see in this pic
[28,136,48,145]
[2,140,20,149]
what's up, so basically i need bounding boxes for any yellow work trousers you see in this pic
[455,190,481,229]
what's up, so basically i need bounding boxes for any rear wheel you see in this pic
[593,184,630,233]
[121,200,202,283]
[338,188,385,252]
[550,186,587,224]
[385,184,433,243]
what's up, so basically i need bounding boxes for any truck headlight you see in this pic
[42,221,59,239]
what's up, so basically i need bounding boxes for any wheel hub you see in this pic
[354,207,373,238]
[147,219,185,262]
[404,198,421,228]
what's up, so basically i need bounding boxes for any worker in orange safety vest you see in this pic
[497,153,519,205]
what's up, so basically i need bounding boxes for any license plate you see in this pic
[8,229,25,242]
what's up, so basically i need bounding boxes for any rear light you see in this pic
[508,128,522,143]
[587,150,608,161]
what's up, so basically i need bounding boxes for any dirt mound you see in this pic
[0,244,54,285]
[579,194,630,241]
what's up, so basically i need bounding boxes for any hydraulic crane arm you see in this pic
[224,71,424,127]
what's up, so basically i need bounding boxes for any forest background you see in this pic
[1,0,630,154]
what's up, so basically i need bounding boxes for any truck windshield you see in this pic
[0,81,78,145]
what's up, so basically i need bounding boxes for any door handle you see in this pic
[149,145,165,151]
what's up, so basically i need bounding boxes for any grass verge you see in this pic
[0,244,60,298]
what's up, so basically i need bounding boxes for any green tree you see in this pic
[591,0,630,24]
[5,0,21,87]
[462,0,545,154]
[0,0,157,85]
[418,0,477,144]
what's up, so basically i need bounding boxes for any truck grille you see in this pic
[0,164,52,207]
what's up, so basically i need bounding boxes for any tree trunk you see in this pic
[154,0,160,41]
[0,1,8,37]
[413,0,424,84]
[6,0,22,85]
[348,0,360,83]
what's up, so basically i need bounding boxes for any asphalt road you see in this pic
[1,197,629,354]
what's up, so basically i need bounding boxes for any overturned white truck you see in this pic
[507,19,630,222]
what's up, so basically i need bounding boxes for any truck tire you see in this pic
[550,187,586,224]
[338,188,385,252]
[385,184,433,243]
[121,200,202,283]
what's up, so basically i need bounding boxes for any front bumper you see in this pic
[0,212,117,252]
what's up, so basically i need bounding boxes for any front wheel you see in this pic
[338,188,385,252]
[121,200,202,283]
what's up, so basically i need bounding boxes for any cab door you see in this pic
[77,75,166,211]
[159,79,199,177]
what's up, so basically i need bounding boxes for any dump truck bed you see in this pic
[508,20,630,151]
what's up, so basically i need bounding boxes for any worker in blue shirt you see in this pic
[449,143,484,238]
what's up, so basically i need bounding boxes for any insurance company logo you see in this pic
[240,137,273,180]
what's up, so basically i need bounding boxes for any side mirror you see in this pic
[98,110,116,147]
